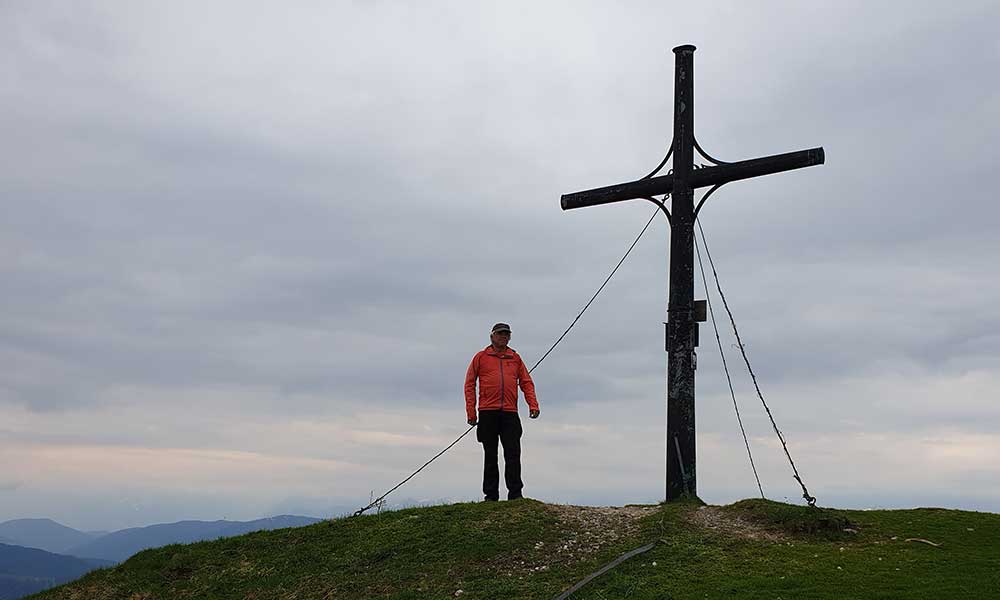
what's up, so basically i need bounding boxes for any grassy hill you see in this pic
[30,498,1000,599]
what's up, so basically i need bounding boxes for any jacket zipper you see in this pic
[498,353,505,411]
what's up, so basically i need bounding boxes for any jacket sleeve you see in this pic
[518,356,539,412]
[464,353,480,421]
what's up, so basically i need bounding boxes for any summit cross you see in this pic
[560,44,825,501]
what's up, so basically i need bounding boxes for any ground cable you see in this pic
[552,541,657,600]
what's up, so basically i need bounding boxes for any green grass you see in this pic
[30,498,1000,599]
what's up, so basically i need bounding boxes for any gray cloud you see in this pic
[2,1,1000,528]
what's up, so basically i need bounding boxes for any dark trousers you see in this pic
[476,410,523,500]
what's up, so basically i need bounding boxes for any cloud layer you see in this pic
[2,1,999,529]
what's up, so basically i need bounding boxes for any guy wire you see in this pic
[695,218,817,507]
[693,219,764,499]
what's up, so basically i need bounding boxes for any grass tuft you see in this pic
[725,498,854,538]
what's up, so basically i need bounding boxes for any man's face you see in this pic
[490,330,511,349]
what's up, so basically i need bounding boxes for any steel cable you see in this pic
[694,221,764,499]
[528,207,660,374]
[694,218,817,507]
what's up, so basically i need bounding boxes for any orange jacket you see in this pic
[465,345,539,421]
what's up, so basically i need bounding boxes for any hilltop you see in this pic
[31,498,1000,599]
[0,520,96,556]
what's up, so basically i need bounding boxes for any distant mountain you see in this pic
[66,515,322,563]
[0,520,95,555]
[0,543,112,600]
[83,531,110,538]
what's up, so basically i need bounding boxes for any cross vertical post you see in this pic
[666,44,697,500]
[559,44,823,502]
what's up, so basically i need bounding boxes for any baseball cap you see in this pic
[491,322,512,334]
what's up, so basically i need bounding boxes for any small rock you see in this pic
[652,561,657,567]
[454,590,463,597]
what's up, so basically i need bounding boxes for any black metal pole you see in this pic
[666,44,697,501]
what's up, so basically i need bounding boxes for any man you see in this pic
[465,322,540,501]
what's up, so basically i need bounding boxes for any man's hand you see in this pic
[529,409,540,419]
[468,418,478,426]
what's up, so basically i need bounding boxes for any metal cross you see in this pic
[560,44,825,501]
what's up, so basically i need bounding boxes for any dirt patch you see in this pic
[546,503,659,556]
[685,506,788,543]
[493,503,658,578]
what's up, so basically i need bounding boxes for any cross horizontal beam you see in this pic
[561,147,825,211]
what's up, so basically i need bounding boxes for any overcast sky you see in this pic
[2,1,999,531]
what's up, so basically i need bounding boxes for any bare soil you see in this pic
[685,505,788,542]
[492,503,658,578]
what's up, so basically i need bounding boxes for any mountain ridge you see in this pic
[0,542,113,600]
[64,515,323,563]
[0,520,95,556]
